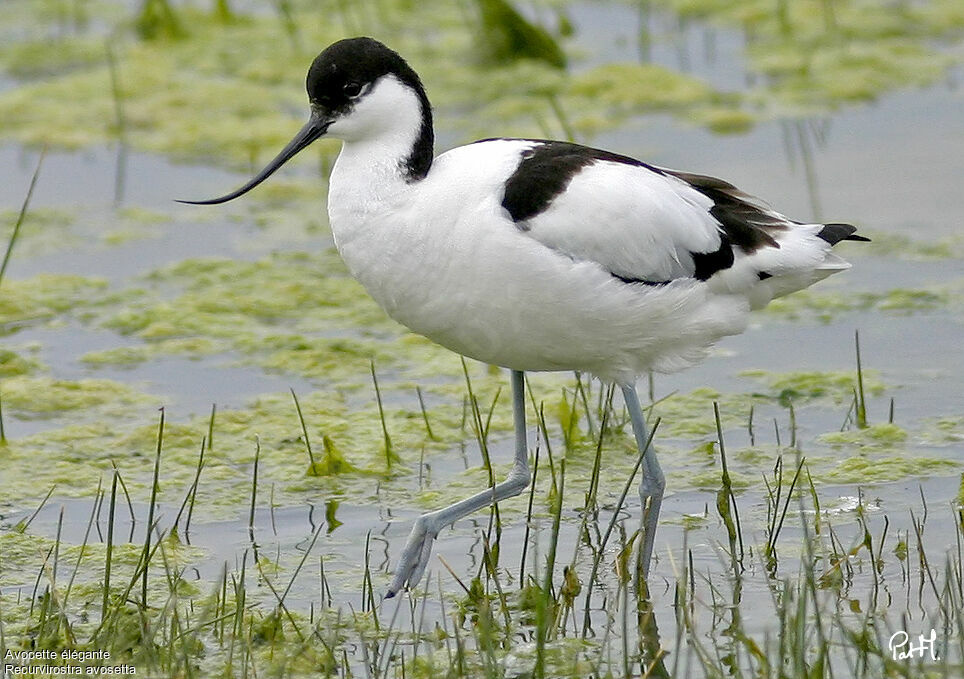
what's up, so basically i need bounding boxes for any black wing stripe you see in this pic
[817,222,871,244]
[496,140,651,224]
[488,139,869,284]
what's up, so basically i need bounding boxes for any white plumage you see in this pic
[184,37,866,596]
[330,131,848,382]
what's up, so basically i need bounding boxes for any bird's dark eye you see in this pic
[343,81,362,97]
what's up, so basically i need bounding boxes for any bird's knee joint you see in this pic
[507,464,531,493]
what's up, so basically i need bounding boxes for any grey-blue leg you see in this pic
[386,369,531,597]
[620,383,664,579]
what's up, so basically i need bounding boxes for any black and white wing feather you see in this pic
[493,140,864,300]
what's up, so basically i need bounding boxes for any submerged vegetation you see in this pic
[1,0,962,155]
[1,0,962,676]
[1,380,963,677]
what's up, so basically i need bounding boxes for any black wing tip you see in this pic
[817,222,871,245]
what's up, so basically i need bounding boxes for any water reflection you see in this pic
[0,0,962,674]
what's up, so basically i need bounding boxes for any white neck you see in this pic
[326,75,430,224]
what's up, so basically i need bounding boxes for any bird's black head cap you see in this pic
[307,37,434,179]
[178,37,435,205]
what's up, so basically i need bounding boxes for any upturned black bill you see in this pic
[178,113,331,205]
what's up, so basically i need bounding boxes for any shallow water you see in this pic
[1,0,962,674]
[3,82,960,427]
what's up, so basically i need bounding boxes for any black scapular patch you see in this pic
[497,140,649,224]
[493,139,869,284]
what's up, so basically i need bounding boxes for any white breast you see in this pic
[329,140,527,333]
[326,139,751,382]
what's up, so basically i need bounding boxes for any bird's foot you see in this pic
[385,516,438,598]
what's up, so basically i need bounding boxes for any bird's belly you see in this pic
[336,229,551,366]
[333,216,751,382]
